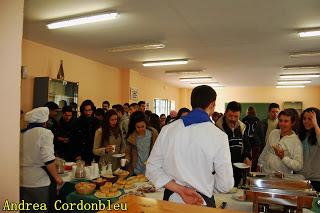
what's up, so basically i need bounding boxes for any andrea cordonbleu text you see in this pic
[2,199,128,211]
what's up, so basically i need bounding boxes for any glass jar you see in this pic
[56,157,65,174]
[75,160,86,178]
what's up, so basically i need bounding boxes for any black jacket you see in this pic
[71,116,99,164]
[54,118,74,161]
[47,117,58,136]
[242,115,260,145]
[253,118,268,150]
[216,116,252,163]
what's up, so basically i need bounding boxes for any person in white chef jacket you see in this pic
[20,107,63,212]
[146,85,234,207]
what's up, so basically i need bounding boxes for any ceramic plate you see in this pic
[233,163,250,169]
[112,153,125,158]
[101,174,116,178]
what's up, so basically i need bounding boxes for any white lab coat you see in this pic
[20,127,56,187]
[146,119,234,203]
[258,129,303,174]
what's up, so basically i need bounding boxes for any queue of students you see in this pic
[20,88,320,211]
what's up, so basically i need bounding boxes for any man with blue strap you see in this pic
[146,85,234,207]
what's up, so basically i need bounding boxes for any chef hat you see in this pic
[24,107,49,123]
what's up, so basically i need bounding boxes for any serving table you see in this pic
[58,171,318,212]
[99,195,247,213]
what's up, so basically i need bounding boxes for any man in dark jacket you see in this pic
[55,106,74,161]
[44,101,59,136]
[242,106,260,171]
[71,100,99,164]
[216,101,251,187]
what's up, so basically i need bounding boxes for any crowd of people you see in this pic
[214,102,320,192]
[43,100,173,168]
[20,85,320,209]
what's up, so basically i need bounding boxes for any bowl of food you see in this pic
[114,169,130,179]
[75,182,96,195]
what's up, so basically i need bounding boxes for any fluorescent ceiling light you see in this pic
[190,81,218,84]
[277,80,311,85]
[192,84,224,88]
[108,43,165,52]
[282,65,320,70]
[143,59,188,67]
[276,85,305,88]
[289,51,320,58]
[279,74,320,79]
[179,77,212,82]
[299,30,320,38]
[192,83,223,87]
[165,70,204,75]
[47,12,118,29]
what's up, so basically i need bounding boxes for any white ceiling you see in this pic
[23,0,320,88]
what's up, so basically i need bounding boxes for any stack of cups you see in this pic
[92,163,100,179]
[71,165,77,178]
[85,166,94,179]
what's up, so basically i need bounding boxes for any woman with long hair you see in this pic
[149,113,161,134]
[298,107,320,192]
[93,109,126,171]
[286,108,300,134]
[258,109,303,174]
[125,111,158,175]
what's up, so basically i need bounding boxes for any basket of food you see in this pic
[75,182,96,195]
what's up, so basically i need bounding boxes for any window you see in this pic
[154,99,175,116]
[170,100,175,111]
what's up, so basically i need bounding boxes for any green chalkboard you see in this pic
[225,103,269,120]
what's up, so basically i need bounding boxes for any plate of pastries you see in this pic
[127,174,148,183]
[94,182,122,199]
[114,178,136,190]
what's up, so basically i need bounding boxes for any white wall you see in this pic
[0,0,24,207]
